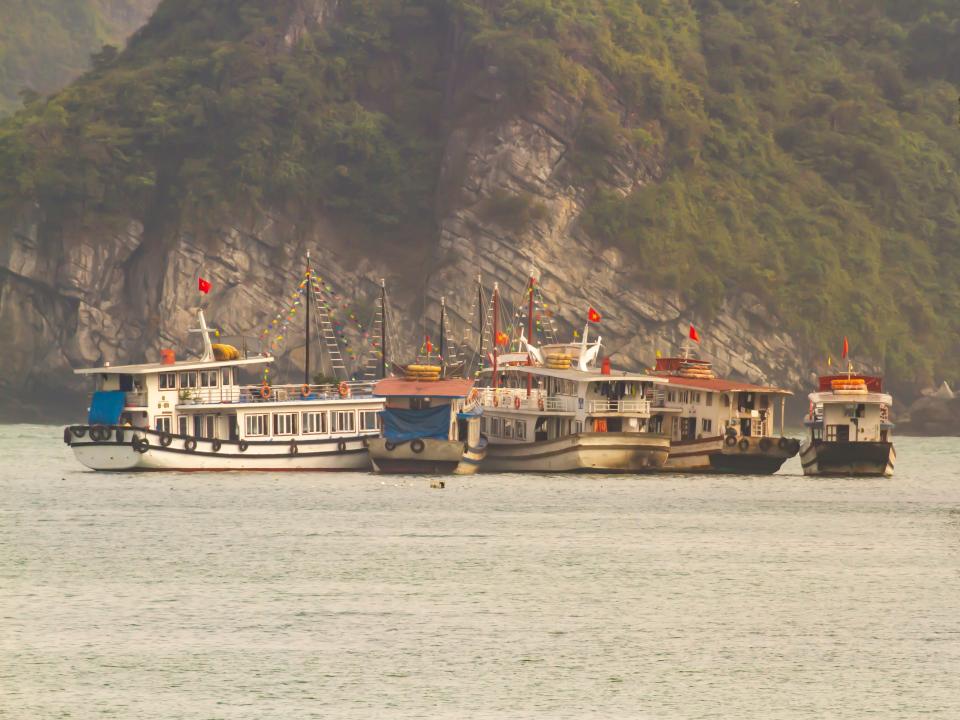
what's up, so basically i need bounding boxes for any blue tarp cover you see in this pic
[381,406,450,442]
[88,391,126,425]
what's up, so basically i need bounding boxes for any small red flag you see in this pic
[425,335,433,354]
[588,307,602,323]
[198,277,211,294]
[689,323,700,343]
[842,336,849,359]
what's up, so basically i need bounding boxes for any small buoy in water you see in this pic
[430,480,446,489]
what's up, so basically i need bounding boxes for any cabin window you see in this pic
[178,416,188,436]
[180,371,198,389]
[722,394,730,407]
[156,416,172,433]
[667,391,675,403]
[193,415,204,438]
[701,419,713,433]
[359,411,380,431]
[200,370,218,388]
[233,367,241,385]
[302,411,328,435]
[706,393,713,407]
[491,418,502,436]
[813,427,823,441]
[516,421,527,441]
[826,425,838,442]
[159,373,177,390]
[273,413,297,436]
[480,417,487,433]
[245,414,268,437]
[695,393,701,404]
[335,411,355,433]
[504,421,514,439]
[205,415,217,439]
[221,368,232,386]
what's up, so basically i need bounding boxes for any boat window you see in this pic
[335,411,355,433]
[207,415,218,439]
[245,413,268,437]
[273,413,298,436]
[180,371,198,389]
[200,370,218,388]
[516,421,527,441]
[359,411,380,431]
[480,417,487,433]
[706,393,713,407]
[159,373,177,390]
[826,425,838,442]
[701,418,713,433]
[178,416,188,436]
[302,411,328,435]
[504,421,514,439]
[221,368,231,386]
[193,415,204,437]
[491,418,502,436]
[156,416,172,433]
[233,367,241,385]
[667,390,675,403]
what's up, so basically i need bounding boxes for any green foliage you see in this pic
[481,189,549,231]
[1,0,959,389]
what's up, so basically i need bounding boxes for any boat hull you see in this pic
[799,440,895,477]
[664,435,800,474]
[368,437,487,475]
[64,426,373,472]
[480,432,670,473]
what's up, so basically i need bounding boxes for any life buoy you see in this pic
[493,395,500,407]
[289,440,299,455]
[778,437,790,450]
[759,437,772,452]
[239,440,249,452]
[260,382,271,400]
[514,396,521,410]
[301,384,311,398]
[538,398,545,411]
[738,438,750,452]
[212,439,222,452]
[724,435,738,448]
[411,439,425,454]
[338,382,350,398]
[337,440,347,452]
[133,437,149,454]
[385,441,396,452]
[184,437,197,452]
[159,433,173,447]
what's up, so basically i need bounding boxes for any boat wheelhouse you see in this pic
[800,375,895,477]
[63,311,383,471]
[649,355,800,474]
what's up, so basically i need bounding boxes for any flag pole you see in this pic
[304,251,311,387]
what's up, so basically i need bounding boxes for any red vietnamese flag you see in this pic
[198,277,212,294]
[689,323,700,343]
[842,336,849,359]
[495,331,510,347]
[588,307,602,323]
[425,335,433,354]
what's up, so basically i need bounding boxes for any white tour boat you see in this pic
[800,374,895,476]
[649,354,800,473]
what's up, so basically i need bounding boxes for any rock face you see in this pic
[0,4,831,422]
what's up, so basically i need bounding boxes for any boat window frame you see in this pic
[179,371,198,389]
[302,410,328,435]
[273,412,298,436]
[158,373,177,390]
[245,413,269,437]
[335,410,355,433]
[156,415,172,433]
[199,370,219,388]
[359,410,380,431]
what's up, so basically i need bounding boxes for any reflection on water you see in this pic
[2,426,960,719]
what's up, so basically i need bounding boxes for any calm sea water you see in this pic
[2,425,959,719]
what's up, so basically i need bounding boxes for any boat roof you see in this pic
[810,391,893,405]
[661,376,792,395]
[483,365,666,384]
[374,377,474,398]
[74,356,272,375]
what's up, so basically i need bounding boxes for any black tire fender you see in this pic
[385,441,396,452]
[184,438,197,452]
[738,438,750,452]
[724,435,737,448]
[212,439,222,452]
[337,440,347,453]
[759,437,772,452]
[159,433,173,447]
[289,441,298,455]
[70,425,88,438]
[410,439,425,454]
[778,437,790,450]
[90,425,108,442]
[133,437,149,454]
[239,440,249,452]
[115,428,125,444]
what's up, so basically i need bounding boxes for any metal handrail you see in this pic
[587,399,651,414]
[177,382,376,406]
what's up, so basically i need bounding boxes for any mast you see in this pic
[380,278,387,379]
[439,296,446,367]
[526,269,534,397]
[304,251,311,386]
[492,282,499,390]
[476,275,483,377]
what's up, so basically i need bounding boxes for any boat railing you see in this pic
[478,387,576,413]
[124,391,148,407]
[587,399,651,415]
[177,382,376,406]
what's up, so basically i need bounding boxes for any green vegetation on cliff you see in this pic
[0,0,158,114]
[1,0,958,388]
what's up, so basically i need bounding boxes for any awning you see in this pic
[88,391,126,425]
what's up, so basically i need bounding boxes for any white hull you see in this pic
[368,437,487,475]
[66,426,373,472]
[480,432,670,473]
[800,440,895,477]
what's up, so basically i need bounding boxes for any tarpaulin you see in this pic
[380,406,450,442]
[88,391,126,425]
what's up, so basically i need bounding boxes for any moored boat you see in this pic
[800,374,895,477]
[648,353,800,474]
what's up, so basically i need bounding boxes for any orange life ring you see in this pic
[338,381,350,398]
[514,396,521,410]
[493,395,500,407]
[301,384,311,398]
[538,397,545,411]
[467,388,479,404]
[260,382,271,399]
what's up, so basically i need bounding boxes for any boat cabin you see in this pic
[805,376,893,443]
[374,378,481,447]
